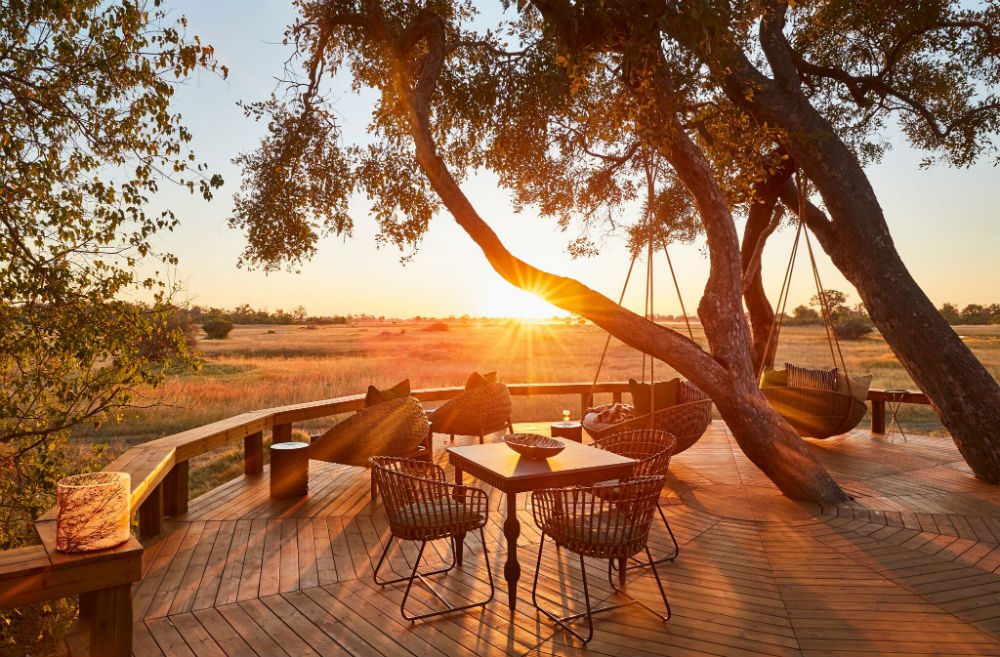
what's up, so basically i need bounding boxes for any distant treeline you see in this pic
[938,303,1000,325]
[191,304,381,325]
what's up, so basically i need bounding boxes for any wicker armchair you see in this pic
[592,429,680,564]
[369,456,494,622]
[428,381,513,445]
[310,397,431,500]
[583,381,712,454]
[530,476,670,644]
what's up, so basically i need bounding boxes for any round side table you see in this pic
[270,441,310,499]
[550,421,583,442]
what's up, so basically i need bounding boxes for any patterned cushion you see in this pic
[786,364,838,391]
[397,498,482,530]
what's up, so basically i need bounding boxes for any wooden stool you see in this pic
[270,441,309,499]
[550,421,583,442]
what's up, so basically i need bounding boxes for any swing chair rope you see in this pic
[587,150,697,419]
[803,227,852,382]
[588,254,638,402]
[757,169,852,393]
[757,220,802,379]
[664,244,695,342]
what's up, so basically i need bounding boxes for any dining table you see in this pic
[446,437,636,612]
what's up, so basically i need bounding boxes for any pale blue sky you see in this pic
[153,1,999,318]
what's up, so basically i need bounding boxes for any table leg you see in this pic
[454,463,464,566]
[504,492,521,613]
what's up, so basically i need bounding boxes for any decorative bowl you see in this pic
[502,433,565,460]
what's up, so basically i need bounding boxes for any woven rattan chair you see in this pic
[761,384,868,438]
[530,476,670,644]
[592,429,680,565]
[310,397,431,501]
[369,456,494,622]
[428,381,513,445]
[583,381,712,454]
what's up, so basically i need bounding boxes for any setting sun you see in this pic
[476,279,569,319]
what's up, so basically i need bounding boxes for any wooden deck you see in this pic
[131,422,1000,657]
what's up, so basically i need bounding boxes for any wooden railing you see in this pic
[0,381,930,656]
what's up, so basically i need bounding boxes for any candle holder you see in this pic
[56,472,131,553]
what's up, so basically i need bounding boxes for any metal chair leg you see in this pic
[373,535,456,587]
[608,548,671,622]
[531,535,639,644]
[377,531,494,622]
[628,503,679,570]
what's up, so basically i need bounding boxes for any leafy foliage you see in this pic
[202,318,235,340]
[0,0,221,650]
[232,1,997,272]
[1,0,223,452]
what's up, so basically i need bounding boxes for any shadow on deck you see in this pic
[133,422,1000,657]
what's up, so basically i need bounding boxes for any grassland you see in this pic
[78,319,1000,446]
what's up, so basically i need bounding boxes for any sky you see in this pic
[152,1,1000,319]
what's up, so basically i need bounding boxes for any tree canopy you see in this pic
[0,0,222,553]
[233,0,1000,495]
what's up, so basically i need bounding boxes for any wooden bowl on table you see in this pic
[502,433,565,460]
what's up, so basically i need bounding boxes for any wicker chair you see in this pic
[592,429,679,564]
[583,381,712,454]
[428,381,513,445]
[369,456,494,622]
[310,397,432,500]
[530,476,670,644]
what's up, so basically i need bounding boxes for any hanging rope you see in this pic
[757,168,853,394]
[757,219,803,378]
[587,254,638,406]
[803,227,853,388]
[664,244,695,341]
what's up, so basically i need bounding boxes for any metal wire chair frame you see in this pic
[369,456,495,622]
[591,429,680,566]
[529,476,671,644]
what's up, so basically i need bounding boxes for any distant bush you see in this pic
[423,321,449,332]
[834,318,874,340]
[138,305,198,361]
[202,318,234,339]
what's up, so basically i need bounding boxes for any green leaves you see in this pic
[0,1,222,455]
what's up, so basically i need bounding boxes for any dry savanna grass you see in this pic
[79,319,1000,445]
[69,319,1000,498]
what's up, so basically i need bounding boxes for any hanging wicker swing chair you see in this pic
[581,156,712,454]
[758,172,871,439]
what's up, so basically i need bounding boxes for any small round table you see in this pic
[883,389,909,443]
[550,421,583,442]
[270,441,310,499]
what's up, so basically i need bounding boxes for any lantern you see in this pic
[56,472,131,553]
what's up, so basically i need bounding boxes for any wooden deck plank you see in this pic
[122,423,1000,657]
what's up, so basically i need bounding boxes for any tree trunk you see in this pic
[781,167,1000,483]
[741,165,791,373]
[699,9,1000,483]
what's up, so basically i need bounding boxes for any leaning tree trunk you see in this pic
[373,13,849,504]
[741,164,791,373]
[783,148,1000,483]
[743,15,1000,483]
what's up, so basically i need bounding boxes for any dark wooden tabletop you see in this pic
[446,438,635,494]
